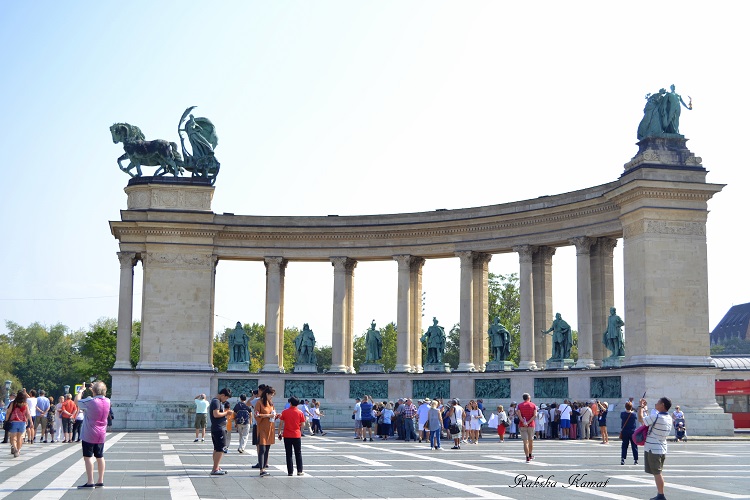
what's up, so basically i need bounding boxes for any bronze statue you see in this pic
[488,317,511,362]
[602,307,625,357]
[637,84,692,140]
[541,313,573,360]
[294,323,317,365]
[111,106,220,185]
[110,123,183,178]
[420,317,446,365]
[365,320,383,363]
[228,321,250,364]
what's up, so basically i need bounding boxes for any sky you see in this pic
[1,2,749,348]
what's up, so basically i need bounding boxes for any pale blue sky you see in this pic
[1,2,748,347]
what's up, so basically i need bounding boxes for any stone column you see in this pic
[571,237,596,369]
[114,252,137,369]
[472,253,492,372]
[590,238,617,364]
[393,255,413,373]
[262,257,287,373]
[345,259,357,373]
[209,256,219,368]
[455,251,475,372]
[409,257,425,372]
[330,257,356,374]
[532,246,555,368]
[514,245,537,370]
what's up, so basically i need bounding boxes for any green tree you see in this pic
[213,334,229,372]
[711,338,750,355]
[130,321,141,369]
[488,273,521,365]
[4,321,87,397]
[443,323,460,369]
[78,318,118,392]
[316,345,332,372]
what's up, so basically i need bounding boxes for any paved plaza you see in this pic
[0,430,748,499]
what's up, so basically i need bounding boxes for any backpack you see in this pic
[10,404,26,422]
[234,403,250,425]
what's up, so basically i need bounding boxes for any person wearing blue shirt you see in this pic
[359,395,374,442]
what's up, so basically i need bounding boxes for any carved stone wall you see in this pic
[590,376,621,400]
[534,377,569,399]
[412,380,450,400]
[284,379,324,399]
[125,183,213,211]
[350,380,389,400]
[475,378,511,399]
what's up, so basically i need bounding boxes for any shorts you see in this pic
[9,421,26,433]
[211,427,226,452]
[82,441,105,458]
[644,451,666,475]
[62,418,73,433]
[37,416,49,431]
[195,413,207,429]
[251,424,258,446]
[362,419,372,428]
[519,426,535,441]
[559,419,571,429]
[354,419,363,429]
[451,424,462,439]
[418,422,426,431]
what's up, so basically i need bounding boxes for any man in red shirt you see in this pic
[517,393,538,463]
[278,397,306,476]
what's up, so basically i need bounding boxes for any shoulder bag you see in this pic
[619,412,632,440]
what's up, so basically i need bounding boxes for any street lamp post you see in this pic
[4,381,10,407]
[63,385,70,395]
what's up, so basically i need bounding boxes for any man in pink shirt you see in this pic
[74,381,111,489]
[517,393,538,463]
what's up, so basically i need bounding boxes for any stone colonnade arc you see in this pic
[110,156,723,375]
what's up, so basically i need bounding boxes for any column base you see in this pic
[112,361,133,370]
[260,364,285,373]
[326,364,348,374]
[293,363,318,373]
[574,358,596,369]
[486,360,515,372]
[516,360,538,371]
[454,362,476,372]
[359,363,385,374]
[393,364,414,373]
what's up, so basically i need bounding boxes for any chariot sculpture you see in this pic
[110,106,220,185]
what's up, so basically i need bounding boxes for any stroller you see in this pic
[673,418,687,442]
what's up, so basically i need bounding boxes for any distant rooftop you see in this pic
[711,302,750,345]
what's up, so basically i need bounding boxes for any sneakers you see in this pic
[634,460,638,465]
[621,459,625,465]
[297,472,305,476]
[260,471,271,477]
[528,455,534,461]
[369,438,373,442]
[194,438,199,442]
[201,438,205,442]
[238,448,244,453]
[451,445,459,449]
[94,483,104,488]
[526,457,530,463]
[210,469,227,476]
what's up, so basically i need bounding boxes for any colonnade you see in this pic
[113,238,617,373]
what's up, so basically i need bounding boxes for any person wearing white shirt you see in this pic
[558,400,572,439]
[417,399,431,443]
[638,397,673,500]
[27,390,38,444]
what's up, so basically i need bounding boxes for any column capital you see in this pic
[570,236,595,255]
[393,254,413,269]
[455,251,474,266]
[409,256,425,272]
[472,252,492,268]
[513,245,535,263]
[533,245,556,264]
[117,251,137,268]
[592,237,618,257]
[264,256,288,272]
[330,256,357,273]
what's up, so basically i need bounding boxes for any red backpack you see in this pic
[10,404,26,422]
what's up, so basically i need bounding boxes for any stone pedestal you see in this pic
[424,363,451,373]
[546,359,574,370]
[601,356,624,368]
[359,363,385,373]
[293,363,318,373]
[485,360,515,372]
[227,362,250,372]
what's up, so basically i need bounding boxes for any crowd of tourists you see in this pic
[1,382,112,489]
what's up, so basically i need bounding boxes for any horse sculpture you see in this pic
[110,123,183,177]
